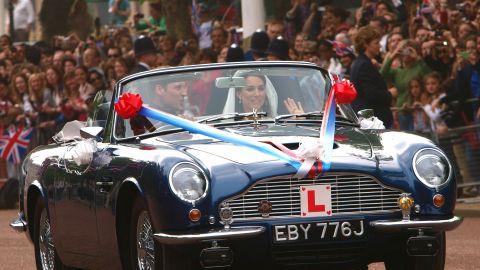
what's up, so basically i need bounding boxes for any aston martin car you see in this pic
[11,62,462,270]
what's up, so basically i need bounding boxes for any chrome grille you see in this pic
[224,173,403,220]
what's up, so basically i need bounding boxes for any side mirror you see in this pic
[357,109,385,129]
[357,109,374,119]
[80,126,104,140]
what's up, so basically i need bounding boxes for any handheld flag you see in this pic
[0,127,33,164]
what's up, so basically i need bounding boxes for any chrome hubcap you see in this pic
[39,209,55,270]
[136,211,155,270]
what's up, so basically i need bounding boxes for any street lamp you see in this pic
[8,0,14,39]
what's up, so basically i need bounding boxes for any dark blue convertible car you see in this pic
[11,62,462,270]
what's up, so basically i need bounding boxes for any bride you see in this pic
[222,71,278,116]
[222,70,304,116]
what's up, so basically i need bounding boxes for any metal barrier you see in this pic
[437,123,480,198]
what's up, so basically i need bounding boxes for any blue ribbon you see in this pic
[139,106,302,170]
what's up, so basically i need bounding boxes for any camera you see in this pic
[437,41,448,47]
[399,48,410,56]
[455,3,465,11]
[438,96,459,127]
[94,17,100,28]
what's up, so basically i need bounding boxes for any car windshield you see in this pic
[114,64,347,139]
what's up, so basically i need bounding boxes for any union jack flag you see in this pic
[0,127,33,164]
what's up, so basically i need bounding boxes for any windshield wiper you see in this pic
[197,111,268,124]
[275,111,324,122]
[275,111,357,125]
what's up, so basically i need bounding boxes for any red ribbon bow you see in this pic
[114,92,143,119]
[332,79,357,104]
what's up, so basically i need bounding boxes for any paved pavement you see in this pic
[0,210,35,269]
[455,196,480,218]
[0,197,478,270]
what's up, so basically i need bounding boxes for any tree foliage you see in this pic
[159,0,194,40]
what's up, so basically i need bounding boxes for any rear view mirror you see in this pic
[215,77,246,88]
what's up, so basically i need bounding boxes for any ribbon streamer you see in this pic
[141,106,303,169]
[113,94,303,171]
[294,79,356,177]
[294,87,336,177]
[115,80,356,179]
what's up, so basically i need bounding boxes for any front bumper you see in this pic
[370,216,463,232]
[155,215,463,245]
[154,226,265,245]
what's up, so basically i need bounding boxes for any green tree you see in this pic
[159,0,194,39]
[137,0,193,39]
[264,0,291,21]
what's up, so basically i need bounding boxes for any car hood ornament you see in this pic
[249,108,261,131]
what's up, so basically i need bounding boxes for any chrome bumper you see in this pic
[370,216,463,232]
[154,226,265,245]
[10,213,27,233]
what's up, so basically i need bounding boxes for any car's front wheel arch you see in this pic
[116,181,144,269]
[27,184,44,242]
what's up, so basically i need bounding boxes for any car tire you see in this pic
[130,197,194,270]
[33,198,67,270]
[384,232,446,270]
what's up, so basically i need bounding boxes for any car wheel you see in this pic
[130,197,159,270]
[384,232,446,270]
[34,198,65,270]
[130,197,195,270]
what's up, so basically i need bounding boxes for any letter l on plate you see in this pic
[300,185,332,217]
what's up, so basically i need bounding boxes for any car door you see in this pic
[54,140,101,256]
[93,145,123,261]
[52,90,115,258]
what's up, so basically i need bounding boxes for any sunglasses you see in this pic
[108,54,120,58]
[90,76,101,82]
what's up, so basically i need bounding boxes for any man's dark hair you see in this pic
[0,34,12,46]
[371,16,388,29]
[25,45,42,65]
[198,48,217,63]
[0,77,9,86]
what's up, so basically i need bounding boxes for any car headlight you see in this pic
[412,148,452,188]
[169,162,209,203]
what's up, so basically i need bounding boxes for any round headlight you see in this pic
[412,148,452,188]
[169,162,209,203]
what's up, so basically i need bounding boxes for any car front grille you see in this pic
[223,173,404,220]
[271,241,366,265]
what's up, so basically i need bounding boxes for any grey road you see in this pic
[1,209,478,270]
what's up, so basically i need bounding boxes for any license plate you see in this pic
[273,220,365,243]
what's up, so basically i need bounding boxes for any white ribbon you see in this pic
[294,138,324,178]
[64,139,98,166]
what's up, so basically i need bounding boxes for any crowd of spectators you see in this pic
[1,0,480,195]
